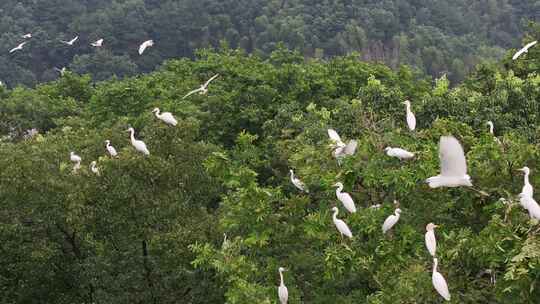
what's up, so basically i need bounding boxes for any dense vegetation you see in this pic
[1,19,540,301]
[1,0,539,87]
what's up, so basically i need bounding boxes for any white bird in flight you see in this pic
[425,223,438,257]
[327,129,356,160]
[91,38,104,47]
[127,127,150,155]
[277,267,288,304]
[138,39,154,55]
[61,36,79,46]
[432,258,451,301]
[518,193,540,220]
[518,166,533,198]
[333,182,356,213]
[403,100,416,131]
[382,208,402,233]
[105,140,118,157]
[426,136,472,188]
[385,147,414,160]
[22,33,32,39]
[9,42,27,53]
[54,67,67,75]
[331,207,353,238]
[152,108,178,126]
[183,74,220,99]
[512,41,537,60]
[289,169,308,193]
[90,161,100,175]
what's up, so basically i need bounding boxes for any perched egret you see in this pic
[517,167,533,198]
[90,161,100,175]
[426,136,472,188]
[152,108,178,126]
[382,208,402,233]
[518,193,540,220]
[61,36,79,46]
[9,42,27,53]
[183,74,220,99]
[512,41,537,60]
[289,169,308,193]
[127,127,150,155]
[222,233,230,250]
[432,258,451,301]
[333,182,357,213]
[105,140,118,157]
[70,152,82,163]
[278,267,288,304]
[385,147,414,160]
[403,100,416,131]
[138,40,154,55]
[486,121,495,135]
[331,207,353,238]
[22,33,32,39]
[425,223,438,257]
[91,38,104,47]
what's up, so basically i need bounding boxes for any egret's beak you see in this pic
[517,168,525,172]
[434,225,439,228]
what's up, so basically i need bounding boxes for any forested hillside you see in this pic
[1,18,540,302]
[1,0,539,87]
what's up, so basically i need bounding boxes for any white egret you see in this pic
[91,38,104,47]
[517,167,533,198]
[403,100,416,131]
[9,42,27,53]
[331,207,353,238]
[518,193,540,220]
[127,127,150,155]
[222,233,230,250]
[70,152,82,163]
[90,161,100,175]
[512,41,537,60]
[328,129,345,147]
[183,74,220,99]
[105,140,118,157]
[289,169,308,193]
[369,204,382,209]
[333,140,357,160]
[278,267,288,304]
[138,39,154,55]
[426,136,472,188]
[54,67,67,75]
[432,258,451,301]
[22,33,32,39]
[152,108,178,126]
[486,121,494,135]
[385,147,414,160]
[61,36,79,46]
[382,208,402,233]
[425,223,438,257]
[333,182,356,213]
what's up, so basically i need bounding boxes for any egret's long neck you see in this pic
[290,171,294,180]
[130,130,135,142]
[279,270,284,286]
[332,209,338,221]
[433,260,438,272]
[337,184,343,193]
[406,104,411,113]
[524,171,530,184]
[489,124,494,134]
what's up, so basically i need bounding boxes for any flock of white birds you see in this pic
[281,100,540,303]
[6,32,539,303]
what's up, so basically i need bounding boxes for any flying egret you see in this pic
[403,100,416,131]
[22,33,32,39]
[105,140,118,157]
[70,152,82,163]
[426,136,472,188]
[91,38,104,47]
[331,207,353,238]
[333,140,357,159]
[425,223,438,257]
[138,40,154,55]
[152,108,178,126]
[61,36,79,46]
[127,127,150,155]
[278,267,288,304]
[289,169,308,193]
[90,161,100,175]
[517,167,533,198]
[518,193,540,220]
[328,129,345,147]
[385,147,414,160]
[512,41,537,60]
[432,258,451,301]
[9,42,27,53]
[54,67,67,75]
[382,208,402,233]
[333,182,357,213]
[183,74,220,99]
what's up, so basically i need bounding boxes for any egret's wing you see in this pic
[439,136,467,176]
[513,49,525,60]
[183,88,202,99]
[327,129,342,143]
[138,43,148,55]
[343,140,357,155]
[203,74,219,87]
[525,40,538,50]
